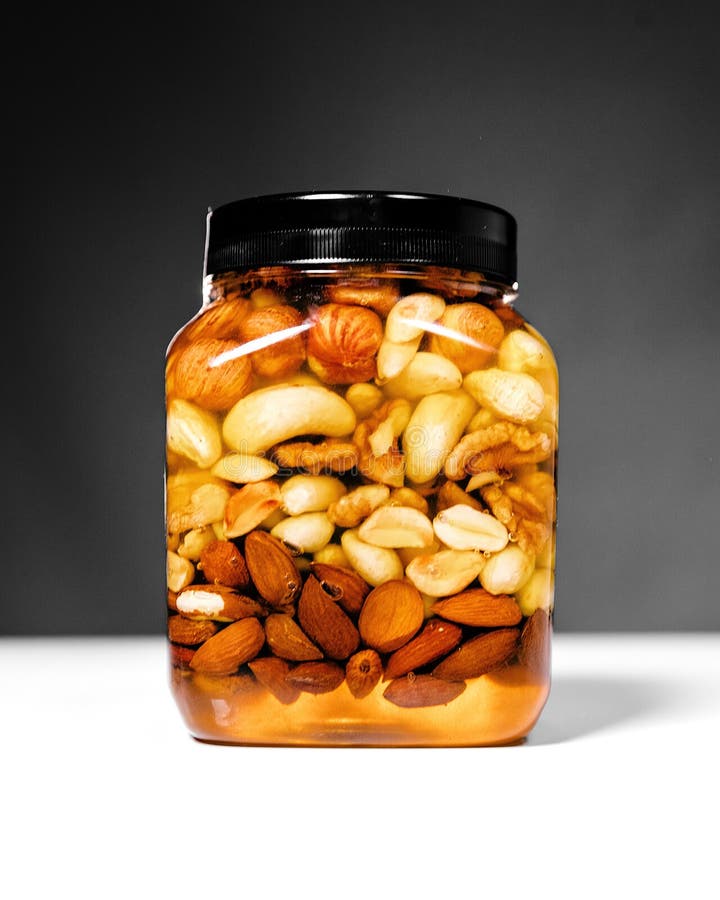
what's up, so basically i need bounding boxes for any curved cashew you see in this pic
[403,390,476,484]
[223,385,357,454]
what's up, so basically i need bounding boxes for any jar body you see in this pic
[166,265,558,746]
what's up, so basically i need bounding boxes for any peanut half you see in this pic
[340,528,404,587]
[280,475,347,516]
[358,505,435,549]
[211,453,279,484]
[405,549,486,597]
[480,545,536,595]
[433,504,509,553]
[271,512,335,554]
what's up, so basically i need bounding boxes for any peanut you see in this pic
[167,551,195,593]
[358,506,435,549]
[280,475,347,516]
[271,512,335,553]
[433,505,509,553]
[405,549,486,597]
[340,528,404,586]
[516,568,554,616]
[313,543,351,568]
[345,382,384,418]
[480,545,535,595]
[211,453,279,484]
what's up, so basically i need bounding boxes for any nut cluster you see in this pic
[166,275,556,709]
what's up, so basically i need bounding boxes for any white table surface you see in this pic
[1,635,718,899]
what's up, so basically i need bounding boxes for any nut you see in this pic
[384,487,429,516]
[498,329,550,374]
[435,482,483,514]
[358,580,424,653]
[248,657,301,705]
[465,407,498,433]
[516,568,554,616]
[298,576,360,660]
[307,304,383,384]
[463,369,545,424]
[404,390,476,484]
[384,293,446,343]
[326,279,399,316]
[224,480,282,538]
[272,439,359,475]
[176,295,250,342]
[345,382,384,418]
[177,526,216,561]
[327,485,390,528]
[249,287,284,309]
[312,543,351,568]
[465,472,506,492]
[480,481,550,554]
[173,337,253,410]
[198,540,250,588]
[518,609,551,681]
[353,400,409,487]
[382,352,463,399]
[433,627,520,681]
[189,617,265,675]
[168,615,219,646]
[167,550,195,592]
[211,453,279,484]
[405,549,486,597]
[280,475,347,516]
[223,385,357,455]
[427,302,505,373]
[271,512,334,554]
[367,399,411,457]
[167,399,223,469]
[264,613,323,661]
[396,539,441,568]
[166,472,231,532]
[358,505,435,549]
[176,584,266,622]
[170,644,195,668]
[286,661,345,694]
[237,306,307,379]
[430,589,522,627]
[376,339,421,382]
[383,674,466,708]
[244,530,302,608]
[479,545,535,595]
[445,421,552,481]
[384,619,463,679]
[309,562,370,615]
[345,649,383,699]
[432,505,509,553]
[340,528,404,586]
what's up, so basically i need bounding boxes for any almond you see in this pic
[358,581,424,653]
[345,649,383,699]
[237,305,307,379]
[176,584,267,622]
[433,627,520,681]
[309,563,370,615]
[170,643,195,668]
[224,481,282,538]
[173,337,253,410]
[298,576,360,660]
[248,657,301,705]
[244,530,302,608]
[307,304,383,384]
[199,540,250,588]
[264,614,323,661]
[285,661,345,694]
[383,674,466,708]
[518,609,551,681]
[385,620,463,679]
[168,615,219,646]
[189,617,265,675]
[431,589,522,628]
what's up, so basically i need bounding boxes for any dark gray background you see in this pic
[5,3,719,634]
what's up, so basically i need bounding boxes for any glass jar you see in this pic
[166,192,558,746]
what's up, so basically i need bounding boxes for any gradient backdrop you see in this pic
[5,4,719,633]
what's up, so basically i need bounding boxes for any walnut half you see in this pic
[444,421,552,481]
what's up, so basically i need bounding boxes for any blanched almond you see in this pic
[358,581,424,653]
[405,549,485,597]
[358,505,435,549]
[433,505,509,553]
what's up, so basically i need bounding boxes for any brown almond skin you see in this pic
[358,580,424,654]
[199,540,250,588]
[264,614,323,661]
[431,589,522,628]
[244,530,302,608]
[433,628,520,682]
[189,618,265,676]
[170,643,195,668]
[286,661,345,694]
[310,563,370,615]
[346,649,383,699]
[168,615,219,646]
[385,620,463,680]
[248,657,301,705]
[176,585,267,622]
[518,609,551,681]
[298,576,360,660]
[384,675,466,708]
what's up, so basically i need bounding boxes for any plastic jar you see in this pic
[166,191,558,746]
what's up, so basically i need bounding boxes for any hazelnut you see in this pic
[238,306,307,379]
[307,304,383,384]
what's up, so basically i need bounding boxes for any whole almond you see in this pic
[286,661,345,694]
[298,576,360,660]
[190,617,265,675]
[199,540,250,588]
[358,580,424,653]
[170,644,195,668]
[309,563,370,615]
[345,649,383,699]
[168,615,219,646]
[433,627,520,682]
[383,674,466,708]
[248,657,301,705]
[431,589,522,628]
[518,609,551,681]
[176,584,267,622]
[385,620,463,679]
[264,614,323,661]
[244,530,302,608]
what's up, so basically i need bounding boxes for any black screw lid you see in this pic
[204,191,517,285]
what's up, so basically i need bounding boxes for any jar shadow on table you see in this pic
[528,675,684,745]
